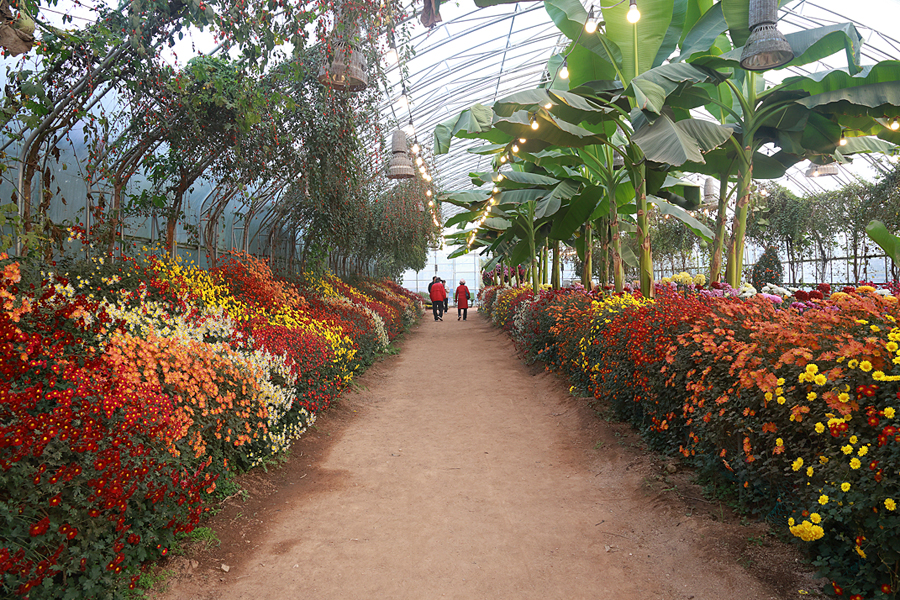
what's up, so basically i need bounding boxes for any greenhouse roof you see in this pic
[379,0,900,215]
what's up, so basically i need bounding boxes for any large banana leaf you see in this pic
[602,0,675,85]
[649,196,714,242]
[497,170,560,188]
[692,23,863,74]
[544,0,623,75]
[493,88,609,125]
[653,0,688,67]
[496,189,548,205]
[680,0,715,46]
[631,113,733,166]
[677,2,725,62]
[440,190,491,207]
[493,110,604,148]
[629,62,729,115]
[866,220,900,268]
[518,149,584,167]
[548,185,604,240]
[535,179,581,219]
[681,147,801,179]
[445,210,481,229]
[433,104,501,154]
[837,136,897,159]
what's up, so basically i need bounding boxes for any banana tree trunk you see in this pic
[582,223,593,289]
[551,239,561,289]
[634,163,653,297]
[609,186,624,293]
[541,242,548,286]
[598,217,609,288]
[709,176,730,284]
[725,160,754,288]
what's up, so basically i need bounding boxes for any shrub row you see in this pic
[0,251,422,599]
[480,282,900,599]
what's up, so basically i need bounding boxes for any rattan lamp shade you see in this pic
[388,130,415,180]
[318,44,368,91]
[704,177,718,203]
[739,0,793,70]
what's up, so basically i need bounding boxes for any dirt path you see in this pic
[157,311,819,600]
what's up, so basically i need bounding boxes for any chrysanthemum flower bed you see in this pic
[481,281,900,599]
[0,251,422,599]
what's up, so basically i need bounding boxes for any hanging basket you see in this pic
[318,43,368,92]
[388,130,415,180]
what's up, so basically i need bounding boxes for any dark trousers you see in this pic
[458,307,467,320]
[432,301,444,320]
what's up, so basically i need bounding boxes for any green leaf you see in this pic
[649,196,713,242]
[865,220,900,267]
[493,110,604,148]
[602,0,675,85]
[653,0,688,67]
[628,62,728,115]
[631,114,733,166]
[445,211,481,229]
[440,190,491,207]
[721,0,751,47]
[544,0,624,74]
[497,189,548,205]
[837,136,897,158]
[536,179,580,218]
[499,171,560,187]
[677,2,726,61]
[548,185,604,240]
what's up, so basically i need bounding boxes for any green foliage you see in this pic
[750,246,783,289]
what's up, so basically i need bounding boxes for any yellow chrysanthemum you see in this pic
[850,435,858,444]
[777,396,786,405]
[792,458,804,471]
[841,445,854,455]
[841,482,851,492]
[805,363,819,375]
[850,458,861,469]
[775,438,784,447]
[813,374,827,386]
[848,359,859,369]
[810,513,822,524]
[887,341,899,352]
[814,422,825,434]
[860,360,873,372]
[885,407,896,419]
[886,498,897,511]
[858,445,868,457]
[819,456,828,465]
[838,392,850,403]
[818,495,829,505]
[807,392,818,401]
[806,466,814,477]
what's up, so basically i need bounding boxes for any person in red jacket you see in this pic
[429,277,447,321]
[454,279,470,321]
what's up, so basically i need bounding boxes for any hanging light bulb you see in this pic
[839,134,848,147]
[497,174,504,181]
[424,173,432,182]
[559,59,569,80]
[512,144,519,153]
[397,92,409,108]
[428,200,434,207]
[426,189,432,197]
[585,6,598,33]
[492,186,500,193]
[627,0,640,23]
[418,165,426,173]
[518,138,526,144]
[415,156,424,166]
[411,142,420,154]
[891,119,899,131]
[403,119,415,136]
[385,47,399,65]
[543,102,552,109]
[530,114,539,130]
[500,155,507,163]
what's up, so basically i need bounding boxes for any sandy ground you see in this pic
[156,310,821,600]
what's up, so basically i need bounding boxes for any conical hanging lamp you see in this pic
[704,177,718,203]
[612,148,625,170]
[318,43,368,91]
[317,9,368,91]
[739,0,794,71]
[388,130,415,179]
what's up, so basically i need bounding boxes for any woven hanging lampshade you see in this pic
[612,147,625,170]
[388,130,415,180]
[704,177,718,203]
[806,163,839,178]
[318,43,368,91]
[740,0,793,71]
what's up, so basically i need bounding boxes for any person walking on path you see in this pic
[429,277,447,321]
[454,279,470,321]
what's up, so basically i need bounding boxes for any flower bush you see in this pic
[0,251,419,599]
[481,276,900,599]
